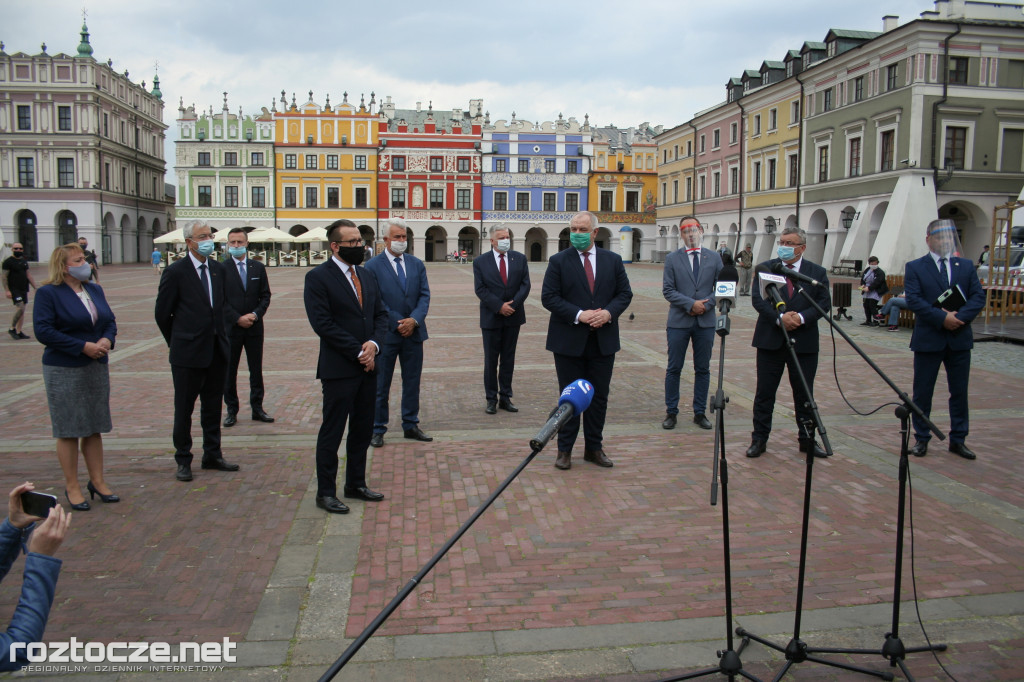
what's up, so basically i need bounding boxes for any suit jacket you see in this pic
[154,254,229,368]
[363,251,430,344]
[303,259,388,381]
[473,249,531,329]
[541,246,633,357]
[751,258,831,354]
[663,247,723,329]
[33,282,117,367]
[223,257,272,338]
[904,254,985,352]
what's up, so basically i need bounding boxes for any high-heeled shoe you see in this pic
[87,481,120,503]
[65,489,90,511]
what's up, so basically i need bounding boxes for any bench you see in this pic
[830,259,862,277]
[881,275,915,328]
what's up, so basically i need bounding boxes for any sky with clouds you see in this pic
[4,0,934,161]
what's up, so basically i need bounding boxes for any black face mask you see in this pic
[12,251,24,257]
[337,246,365,266]
[79,244,88,250]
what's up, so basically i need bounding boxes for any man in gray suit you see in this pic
[662,216,723,430]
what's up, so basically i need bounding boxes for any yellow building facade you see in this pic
[588,125,659,223]
[743,82,801,215]
[273,92,379,233]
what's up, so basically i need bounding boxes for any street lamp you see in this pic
[764,216,776,234]
[840,208,860,230]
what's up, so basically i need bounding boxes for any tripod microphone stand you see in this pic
[734,282,893,680]
[656,290,764,682]
[762,284,947,680]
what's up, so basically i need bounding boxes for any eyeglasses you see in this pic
[332,239,363,247]
[778,240,803,247]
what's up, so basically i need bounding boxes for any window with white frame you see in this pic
[848,137,862,177]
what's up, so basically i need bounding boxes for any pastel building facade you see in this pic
[588,123,660,262]
[482,114,593,262]
[656,0,1024,274]
[0,23,170,263]
[273,91,379,242]
[174,94,275,233]
[377,98,483,261]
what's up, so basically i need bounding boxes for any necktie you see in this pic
[939,257,950,289]
[350,266,362,306]
[691,250,700,282]
[394,256,407,291]
[199,263,211,306]
[238,260,247,291]
[583,251,595,294]
[786,264,795,297]
[499,253,508,285]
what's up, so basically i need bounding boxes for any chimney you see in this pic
[883,15,899,32]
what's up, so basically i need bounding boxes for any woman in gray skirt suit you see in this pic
[33,244,118,511]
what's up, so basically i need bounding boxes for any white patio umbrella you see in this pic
[247,227,297,243]
[153,228,184,244]
[293,226,329,243]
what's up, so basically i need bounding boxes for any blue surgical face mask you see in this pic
[195,239,216,257]
[777,245,796,261]
[228,246,247,258]
[496,238,511,253]
[68,263,93,282]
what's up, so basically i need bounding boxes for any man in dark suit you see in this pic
[222,228,274,426]
[904,218,986,460]
[363,218,432,447]
[747,226,831,459]
[662,216,722,431]
[473,226,531,414]
[541,211,633,470]
[304,219,388,514]
[154,220,239,481]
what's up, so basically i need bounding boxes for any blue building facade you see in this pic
[482,114,592,261]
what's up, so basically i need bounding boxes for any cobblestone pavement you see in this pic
[1,261,1022,681]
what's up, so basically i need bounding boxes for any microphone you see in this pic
[756,264,787,312]
[530,380,595,452]
[714,280,737,314]
[770,260,825,287]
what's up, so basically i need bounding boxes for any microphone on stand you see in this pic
[529,380,595,452]
[756,264,788,313]
[770,260,825,287]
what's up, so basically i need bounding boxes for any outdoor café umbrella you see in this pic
[153,228,185,244]
[293,226,329,243]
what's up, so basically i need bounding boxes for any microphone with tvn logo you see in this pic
[755,263,788,312]
[714,270,738,336]
[530,380,595,452]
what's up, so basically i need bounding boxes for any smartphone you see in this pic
[21,491,57,518]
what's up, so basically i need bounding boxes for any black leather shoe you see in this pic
[370,433,384,448]
[316,496,350,514]
[799,439,829,458]
[485,401,497,414]
[584,449,614,467]
[661,413,677,430]
[223,413,237,427]
[693,414,712,430]
[64,489,90,511]
[404,426,433,442]
[498,400,519,413]
[176,464,193,481]
[201,458,240,471]
[554,451,571,470]
[87,481,119,503]
[746,440,766,458]
[909,441,928,457]
[344,486,385,501]
[252,408,275,423]
[949,441,976,460]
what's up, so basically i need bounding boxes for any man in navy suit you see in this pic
[304,219,388,513]
[222,228,274,427]
[542,211,633,470]
[904,219,986,460]
[662,217,722,431]
[747,226,831,459]
[473,226,531,414]
[155,220,239,481]
[363,218,432,446]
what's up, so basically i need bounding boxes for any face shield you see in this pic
[925,219,963,259]
[680,224,703,249]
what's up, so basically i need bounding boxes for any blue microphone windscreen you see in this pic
[558,379,594,412]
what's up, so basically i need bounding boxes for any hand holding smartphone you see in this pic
[20,491,58,518]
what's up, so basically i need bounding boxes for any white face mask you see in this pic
[869,264,878,270]
[389,240,407,254]
[496,238,511,253]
